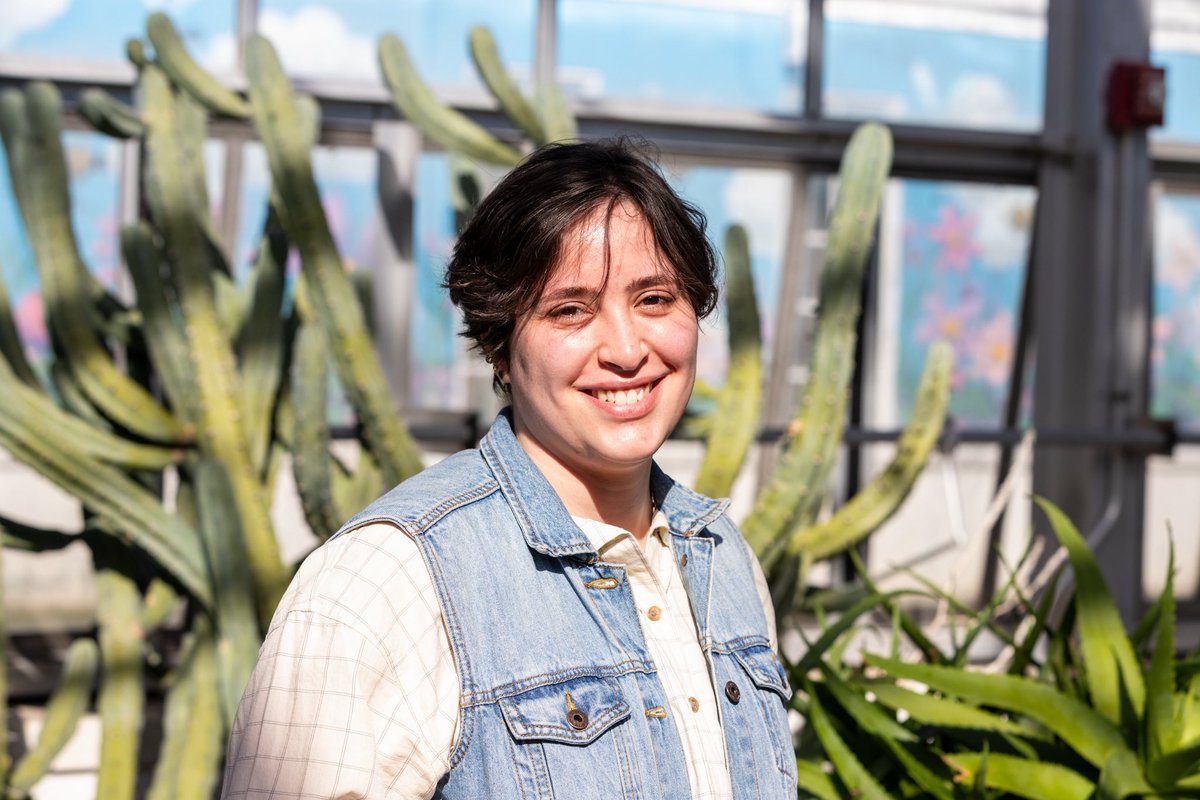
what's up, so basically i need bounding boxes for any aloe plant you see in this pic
[793,498,1200,798]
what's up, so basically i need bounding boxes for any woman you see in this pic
[223,140,795,799]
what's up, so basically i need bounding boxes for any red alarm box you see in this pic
[1106,61,1166,130]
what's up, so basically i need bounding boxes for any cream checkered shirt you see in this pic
[223,512,777,799]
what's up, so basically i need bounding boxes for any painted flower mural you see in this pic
[896,181,1034,426]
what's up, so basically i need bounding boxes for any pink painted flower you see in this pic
[927,204,981,272]
[966,309,1015,388]
[14,289,49,351]
[1152,314,1172,365]
[913,290,982,345]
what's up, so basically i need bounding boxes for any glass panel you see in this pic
[558,0,806,112]
[1144,188,1200,602]
[663,163,793,388]
[257,0,535,86]
[871,178,1036,429]
[1152,1,1200,141]
[1151,190,1200,429]
[0,131,123,373]
[1,0,235,71]
[412,152,466,410]
[823,0,1046,131]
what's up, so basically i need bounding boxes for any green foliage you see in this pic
[0,14,419,798]
[795,497,1200,797]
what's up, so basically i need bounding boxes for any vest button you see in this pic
[725,680,741,704]
[567,708,588,730]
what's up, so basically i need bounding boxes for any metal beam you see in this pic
[1033,0,1154,623]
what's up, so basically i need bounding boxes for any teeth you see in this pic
[591,385,649,405]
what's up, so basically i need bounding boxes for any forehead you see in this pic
[541,201,675,289]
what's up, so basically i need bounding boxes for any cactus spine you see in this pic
[693,224,762,499]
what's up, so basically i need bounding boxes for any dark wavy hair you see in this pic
[444,138,719,396]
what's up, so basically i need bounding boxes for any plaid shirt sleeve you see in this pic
[221,523,460,799]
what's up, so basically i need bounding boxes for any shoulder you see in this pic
[270,521,443,654]
[338,447,501,537]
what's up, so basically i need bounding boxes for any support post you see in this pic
[1034,0,1153,623]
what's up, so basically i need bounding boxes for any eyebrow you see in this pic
[539,274,676,304]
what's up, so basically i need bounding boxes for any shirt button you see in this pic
[646,606,662,621]
[725,681,741,704]
[688,697,700,713]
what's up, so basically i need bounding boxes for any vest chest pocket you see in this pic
[726,645,797,792]
[497,675,643,799]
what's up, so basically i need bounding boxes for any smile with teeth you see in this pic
[588,380,658,406]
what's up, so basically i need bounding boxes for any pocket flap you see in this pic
[499,675,631,745]
[733,645,792,701]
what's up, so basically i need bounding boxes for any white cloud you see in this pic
[143,0,202,12]
[259,7,377,82]
[0,0,71,50]
[1155,199,1200,290]
[201,6,377,81]
[722,169,791,258]
[949,184,1036,270]
[313,147,376,185]
[910,59,939,111]
[943,72,1032,129]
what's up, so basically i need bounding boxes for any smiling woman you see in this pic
[223,139,794,800]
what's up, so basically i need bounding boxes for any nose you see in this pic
[596,307,648,372]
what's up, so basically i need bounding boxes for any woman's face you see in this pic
[503,201,699,485]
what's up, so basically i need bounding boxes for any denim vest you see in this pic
[336,411,795,799]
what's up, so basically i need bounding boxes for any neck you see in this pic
[516,435,655,540]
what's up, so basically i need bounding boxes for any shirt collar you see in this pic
[480,409,730,560]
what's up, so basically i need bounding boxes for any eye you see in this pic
[548,303,588,320]
[639,291,676,310]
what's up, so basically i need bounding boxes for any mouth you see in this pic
[585,378,662,407]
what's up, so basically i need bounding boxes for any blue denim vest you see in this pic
[336,411,795,799]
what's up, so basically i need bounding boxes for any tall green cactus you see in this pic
[693,224,762,499]
[142,62,287,622]
[379,25,579,165]
[741,122,893,563]
[245,35,425,488]
[4,639,98,799]
[0,84,192,444]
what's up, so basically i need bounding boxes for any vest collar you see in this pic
[479,409,730,559]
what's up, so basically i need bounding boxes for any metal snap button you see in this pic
[680,554,688,567]
[725,680,741,704]
[567,708,588,730]
[647,605,662,621]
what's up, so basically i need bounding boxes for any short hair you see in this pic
[444,138,719,395]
